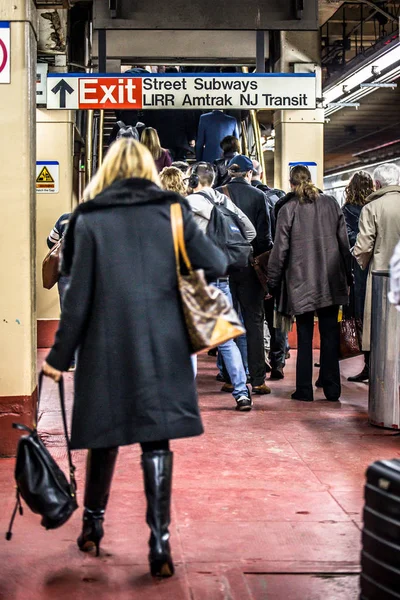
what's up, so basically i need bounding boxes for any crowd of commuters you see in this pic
[43,111,400,579]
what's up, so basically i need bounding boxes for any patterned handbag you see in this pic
[339,316,363,360]
[171,203,245,354]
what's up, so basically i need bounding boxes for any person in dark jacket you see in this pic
[213,135,240,188]
[47,212,75,369]
[144,109,198,161]
[251,160,287,379]
[251,161,285,240]
[342,171,374,383]
[47,213,71,311]
[42,138,227,579]
[267,165,352,403]
[217,154,273,395]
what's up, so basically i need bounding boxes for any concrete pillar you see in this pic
[273,31,324,192]
[0,1,37,455]
[36,109,75,347]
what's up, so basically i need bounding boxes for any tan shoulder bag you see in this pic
[170,202,245,354]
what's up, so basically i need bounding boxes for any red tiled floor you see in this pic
[246,574,360,599]
[0,350,395,598]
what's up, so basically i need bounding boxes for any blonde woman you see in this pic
[42,139,227,577]
[159,165,187,196]
[141,126,172,172]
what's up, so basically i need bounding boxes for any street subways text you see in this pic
[47,74,317,110]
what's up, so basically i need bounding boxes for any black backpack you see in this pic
[6,373,78,540]
[199,192,252,274]
[255,183,286,206]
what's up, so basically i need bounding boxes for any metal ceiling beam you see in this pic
[345,1,397,22]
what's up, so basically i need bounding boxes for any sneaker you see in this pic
[221,383,234,393]
[235,396,253,411]
[270,365,284,380]
[252,383,271,395]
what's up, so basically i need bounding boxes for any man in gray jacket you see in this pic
[186,162,256,411]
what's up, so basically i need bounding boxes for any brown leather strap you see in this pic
[170,203,192,273]
[221,185,232,201]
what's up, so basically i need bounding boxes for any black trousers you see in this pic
[230,267,265,386]
[296,305,341,401]
[264,297,286,369]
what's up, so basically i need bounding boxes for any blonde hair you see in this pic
[289,165,319,203]
[83,138,160,200]
[140,127,163,161]
[159,166,187,196]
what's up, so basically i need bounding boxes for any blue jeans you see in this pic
[191,355,197,377]
[212,280,249,399]
[217,307,249,377]
[235,305,249,375]
[57,275,70,312]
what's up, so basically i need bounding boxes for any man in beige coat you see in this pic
[354,163,400,353]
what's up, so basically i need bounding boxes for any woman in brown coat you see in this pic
[267,165,352,402]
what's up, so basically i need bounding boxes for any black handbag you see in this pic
[5,372,78,540]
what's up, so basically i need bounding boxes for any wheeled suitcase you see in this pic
[360,459,400,599]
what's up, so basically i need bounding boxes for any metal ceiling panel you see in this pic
[93,0,318,30]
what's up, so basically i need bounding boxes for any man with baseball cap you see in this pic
[216,155,273,395]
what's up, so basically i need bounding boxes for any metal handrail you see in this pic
[241,66,266,184]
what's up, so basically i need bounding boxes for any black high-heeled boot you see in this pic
[77,508,105,556]
[141,450,174,578]
[77,447,118,556]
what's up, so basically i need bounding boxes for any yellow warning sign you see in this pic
[36,166,54,183]
[36,161,59,193]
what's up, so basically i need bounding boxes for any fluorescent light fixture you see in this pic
[323,40,400,116]
[327,101,360,108]
[359,82,397,88]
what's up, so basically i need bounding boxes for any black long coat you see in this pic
[342,203,368,321]
[46,178,227,449]
[267,193,352,316]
